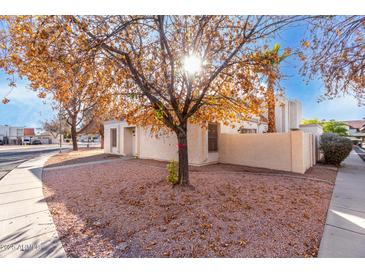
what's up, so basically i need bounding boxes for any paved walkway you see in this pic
[318,150,365,257]
[43,157,133,171]
[0,154,66,258]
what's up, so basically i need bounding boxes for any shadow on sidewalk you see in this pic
[353,146,365,162]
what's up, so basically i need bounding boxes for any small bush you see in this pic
[320,133,353,166]
[166,160,179,185]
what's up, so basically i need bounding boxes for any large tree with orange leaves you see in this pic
[1,16,302,185]
[70,15,303,185]
[0,16,115,150]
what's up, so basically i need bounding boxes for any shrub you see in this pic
[320,133,353,166]
[166,160,179,185]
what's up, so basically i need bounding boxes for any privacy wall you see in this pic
[219,131,315,174]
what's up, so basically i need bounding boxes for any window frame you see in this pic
[208,123,219,152]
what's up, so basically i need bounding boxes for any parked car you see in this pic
[23,137,31,145]
[32,139,42,145]
[0,140,3,145]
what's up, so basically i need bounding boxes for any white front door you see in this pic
[123,127,136,156]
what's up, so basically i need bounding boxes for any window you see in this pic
[208,123,218,152]
[16,128,23,137]
[111,128,117,148]
[238,127,257,134]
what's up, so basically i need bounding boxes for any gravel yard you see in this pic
[42,155,336,258]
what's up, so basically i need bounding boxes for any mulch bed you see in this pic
[42,155,336,258]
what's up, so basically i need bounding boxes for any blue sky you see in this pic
[275,22,365,121]
[1,21,364,128]
[0,77,54,128]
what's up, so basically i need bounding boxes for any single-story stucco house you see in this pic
[104,96,316,173]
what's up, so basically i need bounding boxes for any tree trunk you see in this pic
[70,120,78,151]
[266,77,276,133]
[100,134,104,149]
[99,124,104,149]
[176,128,189,185]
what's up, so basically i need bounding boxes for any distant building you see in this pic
[343,120,365,134]
[0,125,24,145]
[343,120,365,144]
[35,129,63,144]
[78,134,100,143]
[220,96,302,134]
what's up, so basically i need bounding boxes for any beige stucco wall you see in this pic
[274,97,302,133]
[219,130,314,173]
[289,100,302,130]
[220,120,264,134]
[138,123,215,165]
[292,131,316,173]
[300,124,323,162]
[105,120,314,173]
[275,97,289,133]
[138,128,178,161]
[104,122,112,153]
[219,132,292,171]
[105,121,216,165]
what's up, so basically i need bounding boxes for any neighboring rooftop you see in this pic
[343,120,365,129]
[24,128,35,136]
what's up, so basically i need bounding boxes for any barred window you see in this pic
[208,123,218,152]
[111,128,117,147]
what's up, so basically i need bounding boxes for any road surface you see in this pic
[0,145,70,180]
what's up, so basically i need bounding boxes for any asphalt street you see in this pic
[0,145,69,180]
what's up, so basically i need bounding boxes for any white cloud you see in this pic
[0,82,54,127]
[0,82,49,105]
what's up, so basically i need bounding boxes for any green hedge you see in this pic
[320,133,353,166]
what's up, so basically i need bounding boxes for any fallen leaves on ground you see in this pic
[43,157,335,258]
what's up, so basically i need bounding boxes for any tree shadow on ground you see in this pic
[41,158,335,258]
[0,215,65,258]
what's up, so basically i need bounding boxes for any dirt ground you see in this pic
[42,151,337,258]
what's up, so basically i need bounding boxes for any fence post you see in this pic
[290,130,305,174]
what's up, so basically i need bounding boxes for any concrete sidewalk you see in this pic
[43,157,133,171]
[318,151,365,257]
[0,154,66,258]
